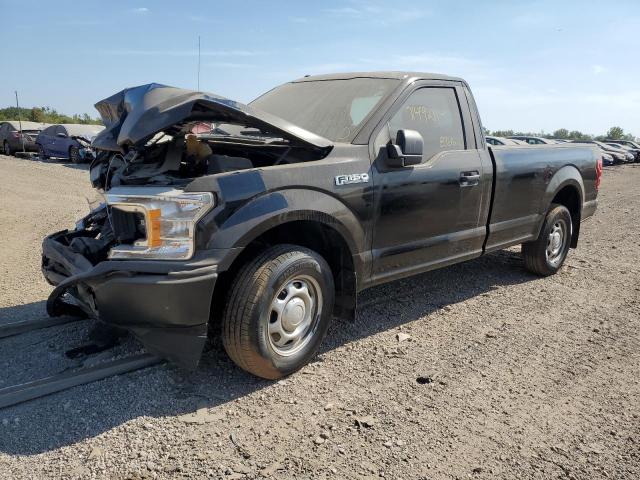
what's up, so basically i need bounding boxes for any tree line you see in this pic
[486,126,636,142]
[0,106,102,125]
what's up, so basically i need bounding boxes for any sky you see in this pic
[1,0,639,136]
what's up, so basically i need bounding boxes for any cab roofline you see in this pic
[290,71,465,84]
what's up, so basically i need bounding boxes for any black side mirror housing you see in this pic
[386,129,423,167]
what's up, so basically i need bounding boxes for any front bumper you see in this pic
[42,230,218,368]
[78,148,95,162]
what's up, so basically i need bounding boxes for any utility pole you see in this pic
[197,35,201,91]
[15,91,25,153]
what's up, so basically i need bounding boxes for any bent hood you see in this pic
[92,83,333,152]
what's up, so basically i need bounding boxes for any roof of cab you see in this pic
[291,71,465,84]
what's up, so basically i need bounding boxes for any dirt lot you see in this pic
[0,154,638,480]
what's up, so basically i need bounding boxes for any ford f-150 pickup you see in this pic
[42,72,601,379]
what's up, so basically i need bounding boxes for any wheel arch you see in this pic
[542,166,584,248]
[206,189,366,326]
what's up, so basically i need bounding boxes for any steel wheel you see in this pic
[267,275,322,356]
[545,219,568,266]
[222,245,335,379]
[523,203,572,276]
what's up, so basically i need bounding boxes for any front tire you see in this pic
[522,203,572,276]
[3,141,11,156]
[38,144,48,160]
[69,146,81,164]
[222,245,335,379]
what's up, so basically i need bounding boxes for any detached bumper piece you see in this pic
[42,230,218,369]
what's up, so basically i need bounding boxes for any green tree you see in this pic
[568,130,592,141]
[0,106,102,125]
[29,107,45,122]
[606,126,624,140]
[552,128,569,139]
[490,129,515,137]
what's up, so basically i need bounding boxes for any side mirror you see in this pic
[386,129,423,167]
[56,132,67,138]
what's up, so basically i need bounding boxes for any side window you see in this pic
[56,126,66,136]
[388,87,466,162]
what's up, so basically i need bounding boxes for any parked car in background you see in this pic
[508,135,558,145]
[36,124,105,163]
[604,139,640,150]
[601,152,615,166]
[604,142,640,162]
[485,136,527,146]
[0,121,49,155]
[572,140,632,164]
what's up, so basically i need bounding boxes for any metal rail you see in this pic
[0,316,85,339]
[0,353,162,409]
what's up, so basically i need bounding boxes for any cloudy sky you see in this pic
[1,0,639,136]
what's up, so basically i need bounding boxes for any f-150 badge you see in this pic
[335,173,370,186]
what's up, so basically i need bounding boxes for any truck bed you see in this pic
[486,144,599,252]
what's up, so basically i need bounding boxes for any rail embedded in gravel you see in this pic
[0,353,162,409]
[0,316,86,339]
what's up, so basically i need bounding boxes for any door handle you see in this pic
[459,171,480,187]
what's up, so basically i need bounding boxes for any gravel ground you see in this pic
[0,154,638,480]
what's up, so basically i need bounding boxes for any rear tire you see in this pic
[222,244,335,379]
[3,141,11,156]
[522,203,572,276]
[69,146,81,164]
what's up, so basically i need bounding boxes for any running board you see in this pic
[0,316,85,339]
[0,353,162,409]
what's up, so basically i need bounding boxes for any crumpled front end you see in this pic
[42,207,218,369]
[42,81,334,368]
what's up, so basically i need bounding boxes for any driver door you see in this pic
[369,82,491,284]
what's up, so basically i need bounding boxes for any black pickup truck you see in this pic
[42,72,601,379]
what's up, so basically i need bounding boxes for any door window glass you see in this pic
[388,87,466,161]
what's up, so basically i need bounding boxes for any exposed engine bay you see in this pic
[90,122,328,190]
[87,82,334,190]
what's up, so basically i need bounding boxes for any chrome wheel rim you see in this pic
[267,275,322,356]
[546,220,567,266]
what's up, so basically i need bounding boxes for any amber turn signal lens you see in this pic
[147,209,162,247]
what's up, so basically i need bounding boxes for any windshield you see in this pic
[250,78,400,142]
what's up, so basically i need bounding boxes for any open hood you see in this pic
[92,83,333,152]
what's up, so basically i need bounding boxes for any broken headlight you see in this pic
[105,187,214,260]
